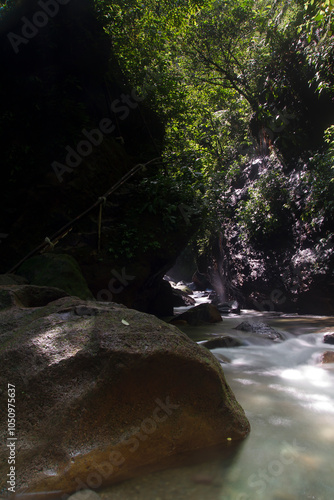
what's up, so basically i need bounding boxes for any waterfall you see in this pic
[207,231,227,303]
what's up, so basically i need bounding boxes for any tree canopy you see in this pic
[1,0,333,262]
[91,0,334,243]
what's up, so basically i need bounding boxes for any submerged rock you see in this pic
[201,336,244,349]
[170,303,222,326]
[0,290,249,493]
[234,321,283,342]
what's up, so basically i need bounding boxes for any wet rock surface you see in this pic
[192,158,334,316]
[234,321,283,342]
[320,351,334,364]
[201,336,245,349]
[170,303,222,326]
[0,288,250,493]
[323,333,334,345]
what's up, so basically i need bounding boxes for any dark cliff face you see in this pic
[200,155,334,315]
[0,0,112,236]
[0,0,196,313]
[190,152,334,315]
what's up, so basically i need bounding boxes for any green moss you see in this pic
[17,254,94,300]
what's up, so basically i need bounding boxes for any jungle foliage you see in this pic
[1,0,333,254]
[92,0,334,247]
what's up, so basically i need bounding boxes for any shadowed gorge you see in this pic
[0,0,333,498]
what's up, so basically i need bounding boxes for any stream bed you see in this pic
[100,306,334,500]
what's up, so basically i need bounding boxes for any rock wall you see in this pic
[194,156,334,315]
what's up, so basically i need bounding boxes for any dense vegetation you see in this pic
[0,0,333,305]
[91,0,334,251]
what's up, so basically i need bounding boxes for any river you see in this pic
[100,299,334,500]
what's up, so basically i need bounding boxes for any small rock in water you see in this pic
[234,321,283,341]
[323,333,334,345]
[201,336,244,349]
[68,490,101,500]
[321,351,334,364]
[170,303,222,326]
[234,321,256,332]
[215,302,231,313]
[211,300,240,314]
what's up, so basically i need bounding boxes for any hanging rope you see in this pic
[6,157,161,274]
[97,196,106,253]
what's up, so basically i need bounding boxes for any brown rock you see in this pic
[172,289,196,307]
[170,319,188,325]
[0,294,249,493]
[0,284,68,310]
[170,303,222,326]
[201,336,244,349]
[68,490,101,500]
[321,351,334,364]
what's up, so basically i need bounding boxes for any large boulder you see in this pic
[16,253,94,300]
[0,291,250,493]
[0,283,68,310]
[147,279,176,316]
[146,280,196,316]
[0,274,28,285]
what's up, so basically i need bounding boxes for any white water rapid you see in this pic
[101,295,334,500]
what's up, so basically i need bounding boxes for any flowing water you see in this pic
[18,301,334,500]
[99,299,334,500]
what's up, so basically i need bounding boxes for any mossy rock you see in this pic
[0,296,250,493]
[17,254,94,300]
[0,274,28,285]
[0,284,68,310]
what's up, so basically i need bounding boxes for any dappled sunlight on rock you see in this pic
[0,295,249,493]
